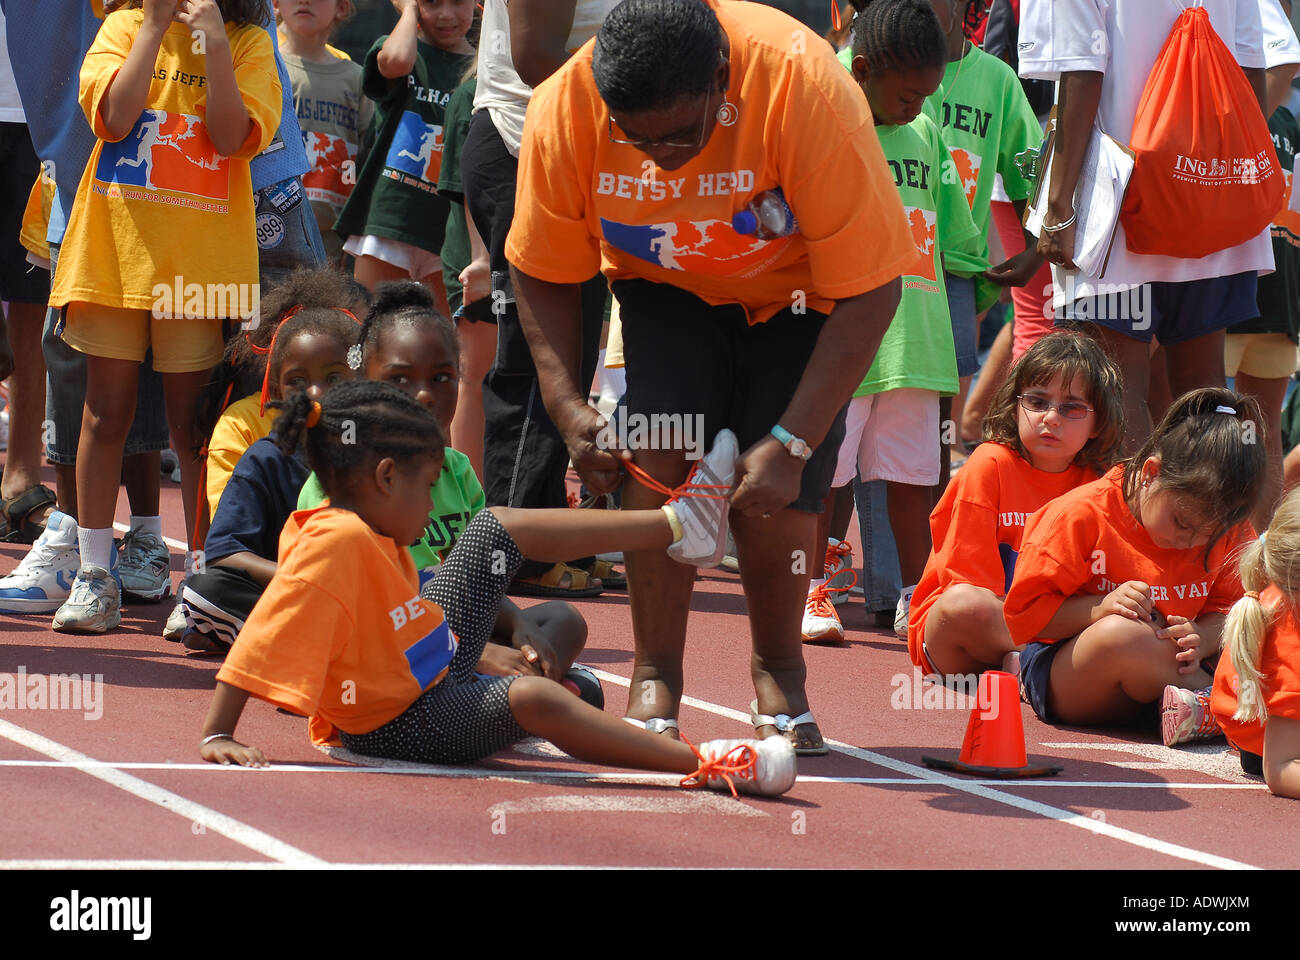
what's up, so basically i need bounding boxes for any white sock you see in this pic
[78,527,115,571]
[605,364,626,400]
[808,577,827,595]
[130,515,162,538]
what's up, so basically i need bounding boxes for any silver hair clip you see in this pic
[1215,405,1236,415]
[346,343,363,371]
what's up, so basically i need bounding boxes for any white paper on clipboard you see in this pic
[1026,123,1134,279]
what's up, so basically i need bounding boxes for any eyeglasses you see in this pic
[606,53,727,150]
[1017,394,1094,420]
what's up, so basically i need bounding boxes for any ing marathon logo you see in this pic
[600,216,791,278]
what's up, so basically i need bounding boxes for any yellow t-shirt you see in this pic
[505,0,914,325]
[19,171,54,264]
[207,393,278,519]
[50,11,281,315]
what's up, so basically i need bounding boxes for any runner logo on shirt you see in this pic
[385,111,443,189]
[302,131,358,206]
[903,206,939,285]
[599,217,790,278]
[947,146,982,210]
[94,109,230,204]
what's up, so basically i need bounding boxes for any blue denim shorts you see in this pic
[944,272,979,377]
[252,176,327,291]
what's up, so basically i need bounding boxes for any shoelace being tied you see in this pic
[680,734,757,799]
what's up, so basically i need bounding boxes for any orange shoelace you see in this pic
[622,458,731,503]
[1188,691,1220,737]
[824,539,853,578]
[680,735,757,799]
[805,577,855,620]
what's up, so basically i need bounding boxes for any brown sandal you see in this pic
[508,562,604,599]
[0,484,57,544]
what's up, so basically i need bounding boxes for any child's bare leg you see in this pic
[886,481,932,586]
[450,316,495,481]
[923,584,1013,675]
[508,676,699,773]
[1048,615,1213,725]
[1263,716,1300,800]
[77,356,140,530]
[488,505,672,561]
[352,254,408,294]
[122,452,161,518]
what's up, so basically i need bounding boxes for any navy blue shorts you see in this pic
[1018,640,1063,724]
[944,273,979,377]
[1055,271,1258,345]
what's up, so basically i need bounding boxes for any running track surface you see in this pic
[2,463,1298,871]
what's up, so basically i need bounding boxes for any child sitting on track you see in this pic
[908,331,1124,677]
[1210,488,1300,798]
[1004,388,1264,731]
[199,382,795,796]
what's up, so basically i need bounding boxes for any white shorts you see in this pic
[343,233,441,281]
[832,388,941,487]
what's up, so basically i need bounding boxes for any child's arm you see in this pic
[212,551,277,587]
[1038,581,1156,639]
[97,0,175,141]
[377,0,420,80]
[1263,715,1300,800]
[1158,612,1225,675]
[178,0,252,156]
[199,680,268,767]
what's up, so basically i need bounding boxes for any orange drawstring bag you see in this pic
[1119,5,1282,258]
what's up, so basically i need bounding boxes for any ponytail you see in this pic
[1223,538,1270,723]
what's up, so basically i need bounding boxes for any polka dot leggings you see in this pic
[339,509,530,764]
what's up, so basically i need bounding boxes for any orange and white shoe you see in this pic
[681,736,796,797]
[824,539,854,606]
[802,578,853,643]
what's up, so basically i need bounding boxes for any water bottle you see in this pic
[732,187,798,239]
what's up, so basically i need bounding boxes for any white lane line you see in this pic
[0,719,324,866]
[112,522,187,554]
[0,761,1268,790]
[0,860,721,871]
[585,669,1261,870]
[486,794,767,817]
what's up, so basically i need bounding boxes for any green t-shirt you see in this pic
[333,37,472,254]
[837,46,941,124]
[855,114,981,398]
[438,75,477,314]
[926,45,1041,294]
[296,446,485,570]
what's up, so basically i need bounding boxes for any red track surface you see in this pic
[2,462,1299,870]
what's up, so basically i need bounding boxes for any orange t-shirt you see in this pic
[505,0,914,325]
[907,442,1097,668]
[1003,467,1252,646]
[1211,585,1300,756]
[217,507,459,746]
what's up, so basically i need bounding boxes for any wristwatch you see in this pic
[770,424,812,461]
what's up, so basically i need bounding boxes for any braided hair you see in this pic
[354,281,458,373]
[592,0,723,114]
[851,0,948,74]
[271,381,446,499]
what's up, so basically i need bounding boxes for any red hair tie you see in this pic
[251,305,360,417]
[306,400,323,428]
[831,0,842,32]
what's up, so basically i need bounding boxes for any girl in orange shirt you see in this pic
[1210,489,1300,798]
[1004,388,1265,729]
[908,331,1123,677]
[199,381,797,796]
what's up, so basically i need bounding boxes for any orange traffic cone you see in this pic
[922,670,1062,779]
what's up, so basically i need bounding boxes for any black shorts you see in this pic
[0,122,50,304]
[613,278,847,514]
[1018,640,1063,724]
[1055,272,1258,345]
[460,110,517,326]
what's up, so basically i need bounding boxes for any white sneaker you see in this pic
[824,538,854,606]
[0,511,81,613]
[894,584,916,640]
[163,599,188,642]
[686,736,797,797]
[52,564,121,634]
[801,580,845,643]
[118,529,173,603]
[665,429,738,567]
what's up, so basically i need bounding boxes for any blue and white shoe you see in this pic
[0,511,81,613]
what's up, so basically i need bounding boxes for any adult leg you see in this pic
[963,321,1013,444]
[886,481,932,589]
[1081,322,1151,453]
[1,302,49,504]
[1234,370,1288,530]
[1163,330,1227,399]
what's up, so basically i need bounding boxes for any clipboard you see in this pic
[1023,107,1136,279]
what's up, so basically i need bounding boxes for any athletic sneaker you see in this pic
[52,564,121,634]
[683,736,797,797]
[0,511,81,613]
[162,599,188,642]
[801,581,845,644]
[824,539,854,606]
[117,529,173,603]
[894,584,917,640]
[1161,685,1222,747]
[561,663,605,710]
[720,531,739,573]
[664,429,738,567]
